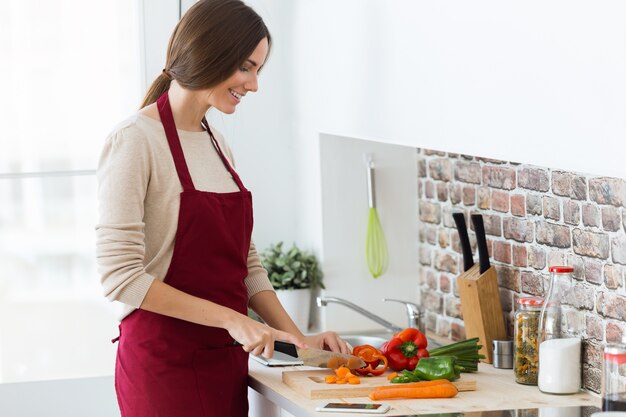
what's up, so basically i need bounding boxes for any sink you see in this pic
[341,335,388,349]
[341,335,442,351]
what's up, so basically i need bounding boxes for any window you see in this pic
[0,0,142,382]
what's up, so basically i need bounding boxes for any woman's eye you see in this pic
[240,67,250,72]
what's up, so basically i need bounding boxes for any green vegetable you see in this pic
[391,357,462,383]
[413,357,463,381]
[428,337,485,373]
[391,369,422,384]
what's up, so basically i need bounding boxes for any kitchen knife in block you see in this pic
[471,214,490,274]
[456,264,507,364]
[453,212,474,272]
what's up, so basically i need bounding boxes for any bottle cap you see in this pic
[517,297,544,306]
[605,343,626,364]
[549,266,574,273]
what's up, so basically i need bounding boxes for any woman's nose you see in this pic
[245,75,258,93]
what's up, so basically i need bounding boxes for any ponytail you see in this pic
[140,70,172,109]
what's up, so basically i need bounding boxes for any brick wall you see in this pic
[417,148,626,392]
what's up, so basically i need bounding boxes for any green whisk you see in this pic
[365,156,388,278]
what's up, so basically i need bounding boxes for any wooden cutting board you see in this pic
[282,370,477,399]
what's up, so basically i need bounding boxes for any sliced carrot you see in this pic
[368,382,458,401]
[325,375,337,384]
[348,376,361,384]
[387,372,398,381]
[375,379,451,390]
[336,378,347,384]
[335,366,350,379]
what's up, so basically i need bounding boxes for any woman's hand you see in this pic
[226,313,307,359]
[305,331,351,355]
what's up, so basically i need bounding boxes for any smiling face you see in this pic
[202,37,269,114]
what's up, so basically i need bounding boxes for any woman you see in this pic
[96,1,349,415]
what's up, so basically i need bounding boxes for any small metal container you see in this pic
[492,339,514,369]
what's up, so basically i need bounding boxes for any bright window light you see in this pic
[0,0,142,382]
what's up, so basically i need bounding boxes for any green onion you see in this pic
[428,337,485,373]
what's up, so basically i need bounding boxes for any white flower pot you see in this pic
[275,288,311,332]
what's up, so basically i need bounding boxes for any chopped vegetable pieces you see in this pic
[324,366,361,385]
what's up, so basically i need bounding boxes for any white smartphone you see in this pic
[315,402,391,414]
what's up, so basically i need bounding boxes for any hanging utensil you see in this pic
[365,155,388,278]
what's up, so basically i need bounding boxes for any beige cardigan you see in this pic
[96,113,274,320]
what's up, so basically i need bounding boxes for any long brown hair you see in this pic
[140,0,271,108]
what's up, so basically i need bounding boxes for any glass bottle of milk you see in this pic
[538,265,581,394]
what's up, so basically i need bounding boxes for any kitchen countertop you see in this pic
[0,360,599,417]
[248,360,600,417]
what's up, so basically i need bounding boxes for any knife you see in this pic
[275,341,366,369]
[248,340,366,370]
[452,212,474,272]
[471,214,491,274]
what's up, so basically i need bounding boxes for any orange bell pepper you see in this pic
[352,344,389,376]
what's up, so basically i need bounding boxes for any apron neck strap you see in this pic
[157,92,196,192]
[201,117,247,192]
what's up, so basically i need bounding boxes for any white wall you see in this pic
[291,0,626,180]
[284,0,626,330]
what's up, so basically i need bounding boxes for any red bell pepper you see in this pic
[352,344,389,376]
[380,328,429,372]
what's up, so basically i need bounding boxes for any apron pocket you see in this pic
[194,345,249,417]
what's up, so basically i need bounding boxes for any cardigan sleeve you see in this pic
[95,125,155,308]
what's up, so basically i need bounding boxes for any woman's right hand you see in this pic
[227,313,307,359]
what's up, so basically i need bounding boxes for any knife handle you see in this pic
[471,214,491,274]
[233,340,299,358]
[274,340,298,358]
[453,212,474,272]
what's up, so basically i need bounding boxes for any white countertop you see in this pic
[248,360,600,417]
[0,359,600,417]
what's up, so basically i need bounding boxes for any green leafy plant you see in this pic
[261,242,325,291]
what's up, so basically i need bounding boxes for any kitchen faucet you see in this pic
[382,298,425,334]
[317,296,425,334]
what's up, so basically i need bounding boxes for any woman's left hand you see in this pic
[304,331,351,355]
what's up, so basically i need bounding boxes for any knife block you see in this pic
[456,264,507,364]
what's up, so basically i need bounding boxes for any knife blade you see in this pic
[274,341,366,370]
[452,212,474,272]
[471,214,491,274]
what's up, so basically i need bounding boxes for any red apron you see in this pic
[114,91,253,417]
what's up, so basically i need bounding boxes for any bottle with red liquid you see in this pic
[603,343,626,411]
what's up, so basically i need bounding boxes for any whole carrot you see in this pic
[368,383,458,401]
[375,379,451,391]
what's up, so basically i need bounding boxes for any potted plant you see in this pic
[260,242,324,332]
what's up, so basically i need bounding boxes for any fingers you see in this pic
[316,331,351,354]
[256,338,274,359]
[324,335,341,353]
